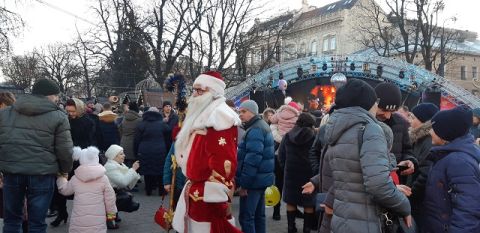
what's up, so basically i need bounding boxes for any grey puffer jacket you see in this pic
[325,107,410,233]
[0,95,73,175]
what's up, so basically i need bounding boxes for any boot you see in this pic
[303,212,315,233]
[273,203,281,220]
[107,220,119,229]
[287,211,298,233]
[50,210,68,227]
[296,208,304,219]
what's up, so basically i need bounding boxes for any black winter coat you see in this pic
[134,111,169,176]
[98,111,120,151]
[383,113,418,183]
[279,126,316,207]
[69,115,97,149]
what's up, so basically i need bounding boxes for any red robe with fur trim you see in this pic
[172,99,242,233]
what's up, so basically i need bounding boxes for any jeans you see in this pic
[2,174,55,233]
[239,189,266,233]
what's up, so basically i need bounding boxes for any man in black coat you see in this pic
[374,83,418,182]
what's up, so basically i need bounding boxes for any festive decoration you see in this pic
[330,73,347,89]
[278,79,288,92]
[164,73,188,112]
[265,185,281,207]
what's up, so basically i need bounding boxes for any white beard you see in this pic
[174,92,214,154]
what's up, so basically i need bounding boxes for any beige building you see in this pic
[248,0,480,95]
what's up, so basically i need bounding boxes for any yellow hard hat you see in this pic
[265,185,281,207]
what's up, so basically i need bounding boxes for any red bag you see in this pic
[154,206,172,230]
[154,196,173,230]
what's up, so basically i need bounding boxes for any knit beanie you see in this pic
[32,79,60,96]
[163,101,172,108]
[472,108,480,118]
[239,100,259,115]
[335,79,377,111]
[411,103,439,123]
[375,83,402,111]
[105,144,124,160]
[73,146,100,166]
[431,106,473,141]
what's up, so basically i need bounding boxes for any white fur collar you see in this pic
[192,98,241,131]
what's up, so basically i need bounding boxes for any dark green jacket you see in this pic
[0,95,73,175]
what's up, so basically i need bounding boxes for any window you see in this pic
[323,38,329,52]
[330,37,336,50]
[327,4,336,10]
[299,43,306,58]
[473,66,477,79]
[323,35,336,52]
[461,66,466,80]
[311,40,317,56]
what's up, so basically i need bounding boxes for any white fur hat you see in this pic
[193,71,226,97]
[73,146,100,166]
[105,144,124,160]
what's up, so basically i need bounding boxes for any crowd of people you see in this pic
[0,73,480,233]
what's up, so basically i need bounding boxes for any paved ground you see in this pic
[0,181,293,233]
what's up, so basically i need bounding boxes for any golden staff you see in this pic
[164,154,177,232]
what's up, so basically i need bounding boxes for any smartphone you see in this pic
[397,165,409,172]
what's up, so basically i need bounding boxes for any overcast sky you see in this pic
[6,0,480,54]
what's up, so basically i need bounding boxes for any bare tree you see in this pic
[415,0,458,72]
[36,43,83,96]
[74,32,100,98]
[199,0,256,71]
[143,0,204,84]
[2,53,41,90]
[354,0,397,57]
[0,3,23,56]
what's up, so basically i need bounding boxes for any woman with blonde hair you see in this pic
[0,92,15,109]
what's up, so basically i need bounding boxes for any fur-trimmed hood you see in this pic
[98,110,117,123]
[409,121,432,144]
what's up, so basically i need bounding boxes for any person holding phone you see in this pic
[404,103,439,229]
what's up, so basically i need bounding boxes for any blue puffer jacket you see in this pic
[423,134,480,233]
[236,116,275,190]
[163,144,186,190]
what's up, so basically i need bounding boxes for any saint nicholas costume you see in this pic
[172,71,242,233]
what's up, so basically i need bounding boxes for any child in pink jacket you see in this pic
[270,101,301,143]
[57,146,117,233]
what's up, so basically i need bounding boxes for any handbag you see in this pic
[154,196,173,230]
[116,189,140,212]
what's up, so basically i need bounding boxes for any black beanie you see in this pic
[431,106,472,141]
[375,83,402,111]
[129,102,139,113]
[335,79,377,111]
[411,103,439,123]
[32,79,60,96]
[163,101,172,108]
